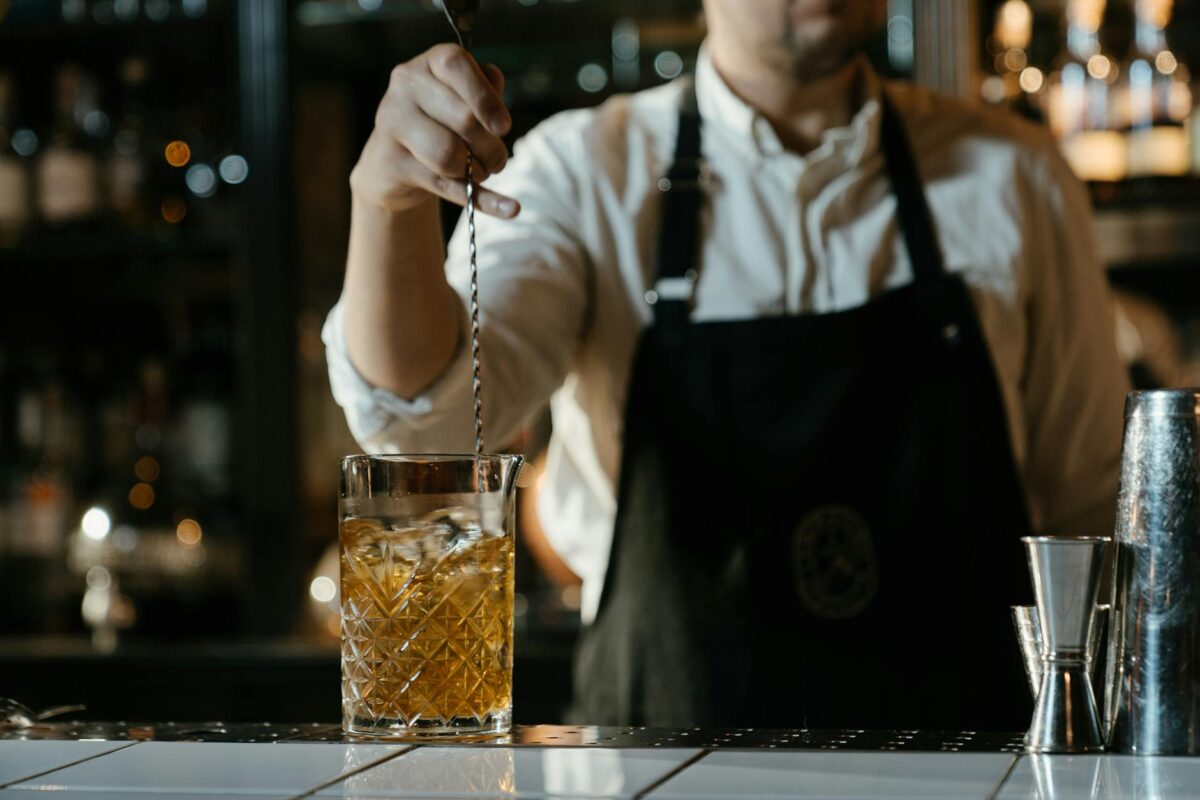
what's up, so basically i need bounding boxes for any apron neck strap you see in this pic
[877,95,946,285]
[649,78,704,328]
[650,81,947,327]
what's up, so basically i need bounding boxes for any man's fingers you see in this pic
[473,187,520,218]
[482,63,505,94]
[380,107,486,181]
[411,71,508,174]
[417,167,520,219]
[426,44,511,137]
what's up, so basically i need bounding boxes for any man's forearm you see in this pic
[343,195,462,400]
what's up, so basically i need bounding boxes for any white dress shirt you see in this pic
[324,48,1130,623]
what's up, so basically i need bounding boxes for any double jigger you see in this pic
[1018,535,1109,754]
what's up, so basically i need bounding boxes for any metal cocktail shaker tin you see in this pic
[1108,389,1200,755]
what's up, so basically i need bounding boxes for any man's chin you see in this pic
[782,36,859,80]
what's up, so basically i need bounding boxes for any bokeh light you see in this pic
[309,576,337,603]
[176,518,203,546]
[186,163,217,198]
[129,482,155,510]
[218,155,249,184]
[134,456,160,483]
[161,197,187,224]
[576,63,608,93]
[1087,55,1112,82]
[1019,67,1044,94]
[165,140,191,167]
[654,51,684,80]
[86,565,112,591]
[81,507,111,540]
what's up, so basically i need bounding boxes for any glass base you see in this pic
[344,709,512,741]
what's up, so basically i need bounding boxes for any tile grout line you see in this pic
[290,743,421,799]
[0,740,141,790]
[632,749,711,799]
[985,753,1021,800]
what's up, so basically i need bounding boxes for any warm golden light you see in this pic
[161,197,187,224]
[995,0,1033,51]
[1003,48,1028,74]
[165,140,191,167]
[129,482,156,510]
[1087,55,1112,81]
[1156,50,1177,75]
[134,456,160,483]
[176,518,202,546]
[1019,67,1045,94]
[1069,0,1107,34]
[1137,0,1174,30]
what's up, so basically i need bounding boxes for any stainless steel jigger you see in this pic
[1012,603,1109,702]
[1023,535,1110,754]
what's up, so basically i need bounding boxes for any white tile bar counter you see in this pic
[1,724,1198,798]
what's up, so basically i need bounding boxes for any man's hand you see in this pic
[350,44,520,219]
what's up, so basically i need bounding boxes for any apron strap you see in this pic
[877,95,946,285]
[650,79,704,329]
[650,81,949,328]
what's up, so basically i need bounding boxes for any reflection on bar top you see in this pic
[0,722,1025,752]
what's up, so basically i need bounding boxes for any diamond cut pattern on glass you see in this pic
[340,517,513,732]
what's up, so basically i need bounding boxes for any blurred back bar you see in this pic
[0,1,247,649]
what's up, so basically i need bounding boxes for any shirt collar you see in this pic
[694,42,885,172]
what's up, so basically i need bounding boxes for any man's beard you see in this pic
[777,24,873,78]
[784,31,863,78]
[779,7,874,80]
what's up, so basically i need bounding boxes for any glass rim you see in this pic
[341,453,523,466]
[1020,535,1112,545]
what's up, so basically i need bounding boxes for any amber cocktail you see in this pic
[339,454,522,739]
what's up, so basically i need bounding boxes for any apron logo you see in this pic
[792,505,879,620]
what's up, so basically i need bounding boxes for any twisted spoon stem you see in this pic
[444,9,487,481]
[466,158,484,460]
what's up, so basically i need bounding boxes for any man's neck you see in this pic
[709,50,864,155]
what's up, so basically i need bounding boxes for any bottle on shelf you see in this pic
[0,71,32,248]
[1046,0,1128,182]
[0,359,76,633]
[1125,0,1192,177]
[36,64,104,228]
[173,315,232,499]
[8,369,74,560]
[108,56,152,232]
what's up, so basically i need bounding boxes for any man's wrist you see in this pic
[349,181,436,216]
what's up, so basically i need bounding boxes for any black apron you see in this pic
[573,84,1034,731]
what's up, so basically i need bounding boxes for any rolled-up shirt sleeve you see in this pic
[1019,143,1130,537]
[323,294,475,446]
[323,115,590,454]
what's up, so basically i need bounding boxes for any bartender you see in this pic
[325,0,1129,730]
